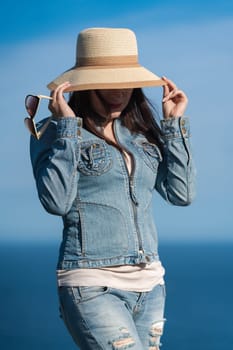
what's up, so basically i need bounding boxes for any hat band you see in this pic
[77,55,138,67]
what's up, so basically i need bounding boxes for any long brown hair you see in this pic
[68,88,163,152]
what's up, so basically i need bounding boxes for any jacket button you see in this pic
[181,119,186,126]
[181,127,186,135]
[77,118,82,127]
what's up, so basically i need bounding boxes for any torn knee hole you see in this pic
[112,337,135,349]
[110,327,135,349]
[149,320,166,350]
[150,320,165,337]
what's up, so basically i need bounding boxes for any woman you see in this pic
[29,28,195,350]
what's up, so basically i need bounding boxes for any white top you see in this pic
[57,261,165,292]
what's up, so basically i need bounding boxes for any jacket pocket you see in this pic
[79,203,128,258]
[78,140,112,176]
[133,140,162,172]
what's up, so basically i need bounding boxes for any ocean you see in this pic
[0,241,232,350]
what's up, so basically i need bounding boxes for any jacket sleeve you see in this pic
[30,117,82,216]
[155,116,196,206]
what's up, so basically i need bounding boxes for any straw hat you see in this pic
[47,27,165,92]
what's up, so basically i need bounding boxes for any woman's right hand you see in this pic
[49,82,76,118]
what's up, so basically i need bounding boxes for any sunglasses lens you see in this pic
[25,95,39,117]
[24,117,38,138]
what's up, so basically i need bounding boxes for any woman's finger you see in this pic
[162,88,181,102]
[51,81,70,99]
[162,76,177,91]
[57,82,71,99]
[162,82,170,98]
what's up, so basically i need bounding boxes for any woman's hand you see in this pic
[49,82,76,118]
[162,77,188,119]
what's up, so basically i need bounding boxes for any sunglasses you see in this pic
[24,94,53,139]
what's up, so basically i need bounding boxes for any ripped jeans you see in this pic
[58,284,166,350]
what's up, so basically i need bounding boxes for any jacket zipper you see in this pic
[113,122,144,254]
[129,175,143,253]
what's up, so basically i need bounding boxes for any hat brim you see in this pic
[47,65,165,92]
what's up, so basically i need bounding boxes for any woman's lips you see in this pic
[109,103,122,109]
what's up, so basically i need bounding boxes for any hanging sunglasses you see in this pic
[24,94,53,139]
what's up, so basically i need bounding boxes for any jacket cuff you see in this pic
[56,117,82,140]
[161,116,190,140]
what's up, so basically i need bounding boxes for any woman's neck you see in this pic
[102,121,116,144]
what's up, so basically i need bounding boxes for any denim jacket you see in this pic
[30,116,195,269]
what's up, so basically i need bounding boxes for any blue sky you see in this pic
[0,0,232,243]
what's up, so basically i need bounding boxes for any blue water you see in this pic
[0,241,232,349]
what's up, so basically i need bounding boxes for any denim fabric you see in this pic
[58,284,166,350]
[30,116,196,269]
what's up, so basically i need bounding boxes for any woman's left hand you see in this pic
[162,77,188,119]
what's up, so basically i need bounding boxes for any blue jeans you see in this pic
[58,284,166,350]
